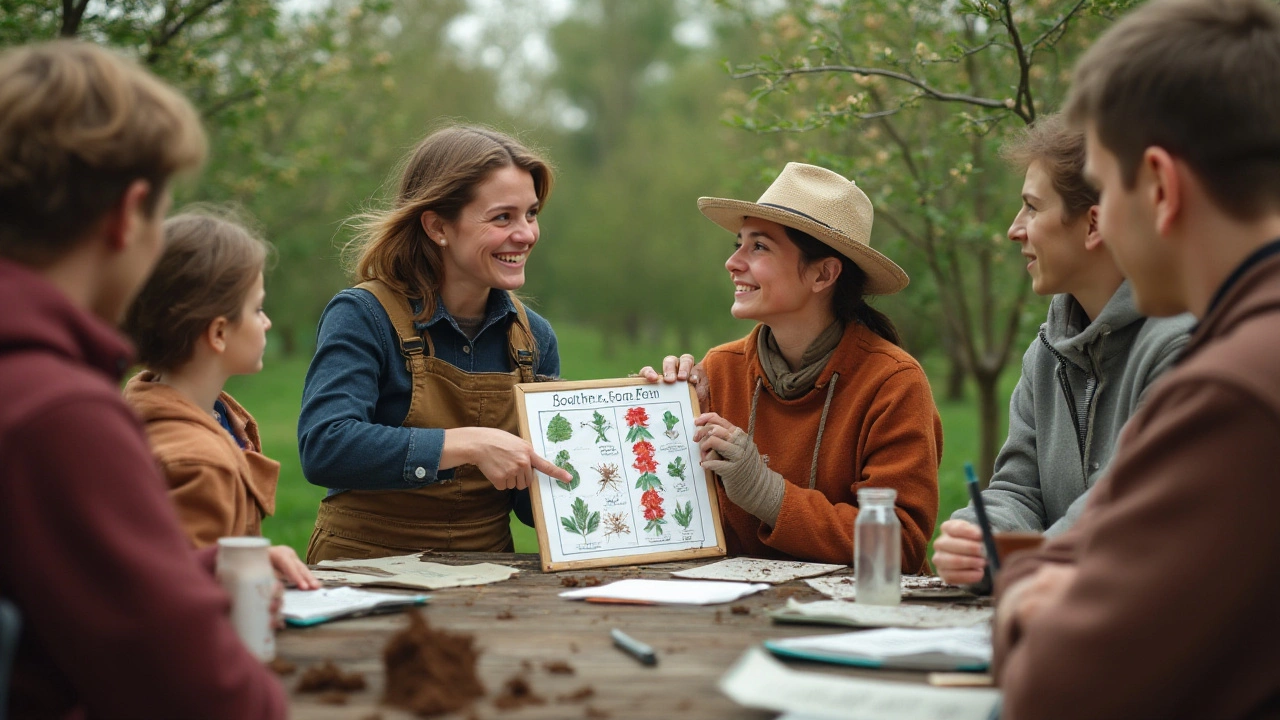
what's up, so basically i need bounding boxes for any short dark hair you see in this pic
[1001,113,1096,224]
[0,41,205,264]
[124,209,272,372]
[1065,0,1280,220]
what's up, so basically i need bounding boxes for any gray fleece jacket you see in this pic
[953,281,1193,536]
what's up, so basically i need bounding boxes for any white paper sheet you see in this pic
[671,557,845,584]
[312,554,518,590]
[805,574,973,600]
[720,647,1000,720]
[283,587,426,623]
[772,598,993,629]
[558,578,769,605]
[766,625,992,670]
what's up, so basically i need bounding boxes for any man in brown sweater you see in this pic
[993,1,1280,718]
[0,42,284,718]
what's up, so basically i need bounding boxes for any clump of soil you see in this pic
[268,657,297,676]
[296,661,367,693]
[496,609,515,620]
[383,610,485,717]
[492,676,545,711]
[560,576,580,588]
[581,576,603,587]
[557,686,595,703]
[543,660,575,675]
[730,605,750,615]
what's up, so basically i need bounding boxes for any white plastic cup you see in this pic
[215,537,276,661]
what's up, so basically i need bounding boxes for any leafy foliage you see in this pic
[672,500,695,529]
[561,496,600,538]
[554,450,580,492]
[582,411,612,442]
[667,456,687,482]
[547,413,574,443]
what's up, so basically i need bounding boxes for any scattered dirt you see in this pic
[730,605,750,615]
[559,576,580,587]
[383,610,486,717]
[496,609,515,620]
[569,642,580,653]
[675,699,693,711]
[492,676,545,711]
[584,705,611,718]
[358,714,382,720]
[543,660,575,675]
[713,610,723,624]
[318,690,349,705]
[520,659,533,672]
[557,686,595,703]
[268,657,297,676]
[581,576,603,587]
[296,661,367,693]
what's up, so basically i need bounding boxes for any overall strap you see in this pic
[506,293,538,384]
[356,280,432,376]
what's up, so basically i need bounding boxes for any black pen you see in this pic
[965,462,1002,574]
[610,628,657,666]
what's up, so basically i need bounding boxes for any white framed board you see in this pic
[514,378,727,572]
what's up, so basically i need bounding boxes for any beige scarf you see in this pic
[757,320,844,400]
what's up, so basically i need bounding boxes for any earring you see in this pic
[437,237,447,246]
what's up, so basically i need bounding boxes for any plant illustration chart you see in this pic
[535,401,706,557]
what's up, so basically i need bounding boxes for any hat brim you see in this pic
[697,197,908,295]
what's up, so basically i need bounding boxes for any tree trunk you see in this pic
[943,328,967,402]
[279,324,296,358]
[973,367,1001,488]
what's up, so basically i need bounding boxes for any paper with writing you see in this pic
[771,598,993,629]
[671,557,844,584]
[719,647,1000,720]
[559,578,769,605]
[764,625,992,671]
[805,574,973,600]
[312,554,518,590]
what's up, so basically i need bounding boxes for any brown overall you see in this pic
[306,280,537,562]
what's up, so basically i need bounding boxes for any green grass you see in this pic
[231,323,1015,559]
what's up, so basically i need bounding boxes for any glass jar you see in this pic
[215,537,276,661]
[854,488,901,606]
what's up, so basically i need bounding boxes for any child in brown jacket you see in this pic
[123,210,315,588]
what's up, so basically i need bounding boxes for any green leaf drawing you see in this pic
[625,424,654,442]
[662,410,680,432]
[581,410,612,443]
[634,472,663,491]
[546,413,573,443]
[667,456,686,482]
[644,517,666,535]
[554,449,580,491]
[560,496,600,538]
[673,500,695,529]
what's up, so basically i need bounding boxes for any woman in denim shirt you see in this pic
[299,126,571,562]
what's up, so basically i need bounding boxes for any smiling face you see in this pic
[432,165,540,309]
[1008,161,1096,297]
[222,271,271,376]
[724,216,827,326]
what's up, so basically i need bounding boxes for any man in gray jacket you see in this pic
[933,114,1192,585]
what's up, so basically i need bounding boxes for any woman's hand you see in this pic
[444,427,571,491]
[267,545,320,590]
[692,412,740,462]
[694,413,785,526]
[638,353,698,384]
[931,519,988,585]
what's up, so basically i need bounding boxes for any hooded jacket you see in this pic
[0,258,284,720]
[953,281,1192,535]
[702,322,942,571]
[124,372,280,547]
[993,247,1280,720]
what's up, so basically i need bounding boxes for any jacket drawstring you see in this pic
[809,373,839,489]
[747,377,763,438]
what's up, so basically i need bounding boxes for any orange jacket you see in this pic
[123,372,279,547]
[702,322,941,571]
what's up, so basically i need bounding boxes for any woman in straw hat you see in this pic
[644,162,941,569]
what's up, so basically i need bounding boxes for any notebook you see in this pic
[764,625,991,672]
[282,587,429,627]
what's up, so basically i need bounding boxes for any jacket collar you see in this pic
[1042,280,1144,368]
[746,321,862,401]
[412,289,517,336]
[1185,249,1280,359]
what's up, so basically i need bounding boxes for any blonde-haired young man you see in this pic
[0,41,284,719]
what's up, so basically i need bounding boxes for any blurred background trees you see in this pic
[3,0,1136,489]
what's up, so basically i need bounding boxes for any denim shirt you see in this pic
[297,287,559,498]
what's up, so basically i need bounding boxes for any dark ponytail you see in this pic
[784,226,901,346]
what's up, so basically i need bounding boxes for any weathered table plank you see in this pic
[282,553,972,719]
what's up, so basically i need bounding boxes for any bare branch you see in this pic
[730,64,1009,111]
[145,0,229,65]
[1030,0,1090,51]
[59,0,90,37]
[994,1,1035,124]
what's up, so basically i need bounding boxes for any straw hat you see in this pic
[697,162,908,295]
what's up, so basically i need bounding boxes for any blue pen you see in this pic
[964,462,1002,573]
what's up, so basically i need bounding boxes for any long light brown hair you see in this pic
[346,125,553,320]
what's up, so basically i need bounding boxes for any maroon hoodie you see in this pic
[0,258,285,719]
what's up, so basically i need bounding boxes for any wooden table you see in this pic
[282,552,973,719]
